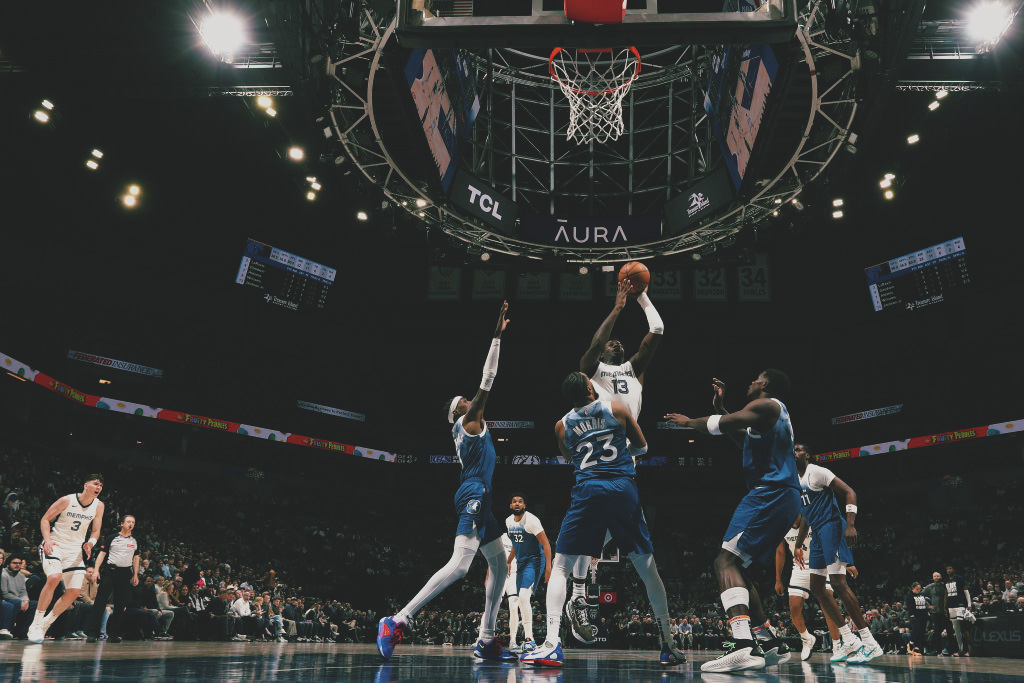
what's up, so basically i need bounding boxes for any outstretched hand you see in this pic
[663,413,690,427]
[614,279,631,309]
[711,377,726,409]
[494,301,510,337]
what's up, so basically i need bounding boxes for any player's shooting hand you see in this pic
[845,524,858,548]
[663,413,690,427]
[794,547,806,570]
[711,378,726,408]
[847,565,858,579]
[615,280,631,309]
[494,301,510,337]
[775,579,785,597]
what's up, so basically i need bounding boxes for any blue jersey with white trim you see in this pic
[562,400,634,481]
[799,463,842,530]
[453,416,496,486]
[506,512,544,562]
[742,398,800,490]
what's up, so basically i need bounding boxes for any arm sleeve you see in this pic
[523,512,544,535]
[807,464,836,491]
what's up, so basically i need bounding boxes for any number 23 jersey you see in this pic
[591,361,642,420]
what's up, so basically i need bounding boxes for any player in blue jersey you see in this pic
[376,302,515,663]
[521,372,686,668]
[792,443,883,664]
[504,493,552,653]
[665,370,801,672]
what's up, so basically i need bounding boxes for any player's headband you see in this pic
[448,395,464,424]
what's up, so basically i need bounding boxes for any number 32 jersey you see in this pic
[561,399,635,482]
[591,361,642,420]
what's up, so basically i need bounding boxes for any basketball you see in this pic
[618,261,650,294]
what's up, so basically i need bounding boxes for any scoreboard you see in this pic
[865,237,970,312]
[235,239,337,311]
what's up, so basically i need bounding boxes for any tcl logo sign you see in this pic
[451,169,517,234]
[467,185,503,220]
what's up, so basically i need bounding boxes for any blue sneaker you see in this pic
[473,637,518,661]
[521,640,564,667]
[376,617,407,660]
[660,642,687,665]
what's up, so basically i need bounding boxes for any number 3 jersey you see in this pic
[561,399,635,482]
[49,494,98,549]
[591,361,642,421]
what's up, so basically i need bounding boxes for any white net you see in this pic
[549,46,641,145]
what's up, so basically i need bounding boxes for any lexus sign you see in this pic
[450,169,517,234]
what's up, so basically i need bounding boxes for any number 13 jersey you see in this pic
[591,361,642,420]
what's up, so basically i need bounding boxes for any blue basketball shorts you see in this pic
[517,557,543,593]
[555,477,654,557]
[722,485,801,567]
[808,517,855,571]
[453,478,502,545]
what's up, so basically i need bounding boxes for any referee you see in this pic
[86,514,141,643]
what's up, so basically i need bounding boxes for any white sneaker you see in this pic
[831,636,864,662]
[847,642,884,664]
[700,639,766,672]
[0,628,13,640]
[27,624,45,644]
[800,631,817,661]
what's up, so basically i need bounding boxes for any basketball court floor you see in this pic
[1,642,1021,681]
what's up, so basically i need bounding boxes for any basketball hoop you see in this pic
[549,46,641,145]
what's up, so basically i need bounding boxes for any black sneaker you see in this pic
[563,596,598,644]
[86,635,98,643]
[107,636,122,643]
[700,639,766,672]
[761,637,792,665]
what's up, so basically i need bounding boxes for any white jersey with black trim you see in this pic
[784,526,813,569]
[50,494,98,548]
[591,361,642,420]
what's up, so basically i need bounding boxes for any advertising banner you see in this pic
[519,215,661,246]
[67,350,164,378]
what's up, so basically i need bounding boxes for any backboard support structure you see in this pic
[397,0,798,49]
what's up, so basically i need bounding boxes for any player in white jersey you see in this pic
[566,278,664,643]
[28,474,105,643]
[775,518,842,660]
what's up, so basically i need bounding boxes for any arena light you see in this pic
[417,211,425,217]
[288,147,304,161]
[791,198,805,211]
[128,185,141,196]
[256,96,273,109]
[33,110,50,123]
[480,252,491,262]
[415,198,427,208]
[41,100,55,110]
[306,191,317,201]
[91,149,104,159]
[832,198,844,207]
[884,173,895,180]
[199,12,246,57]
[879,178,892,189]
[907,134,920,144]
[85,159,99,170]
[310,182,321,191]
[578,265,588,274]
[98,379,111,385]
[936,89,949,100]
[691,252,703,261]
[265,107,277,118]
[122,194,137,208]
[356,211,369,221]
[306,176,317,183]
[967,1,1015,50]
[832,210,844,219]
[928,100,941,111]
[884,189,895,200]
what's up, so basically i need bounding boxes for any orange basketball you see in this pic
[617,261,650,294]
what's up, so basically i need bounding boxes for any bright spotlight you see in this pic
[288,147,304,161]
[879,178,892,189]
[257,96,273,108]
[691,252,703,261]
[91,149,104,159]
[928,101,940,111]
[417,211,425,217]
[356,211,369,221]
[199,13,246,56]
[306,176,317,183]
[907,134,920,144]
[122,195,137,208]
[128,185,141,196]
[306,191,317,201]
[415,198,427,208]
[33,110,50,123]
[774,198,783,205]
[578,265,588,274]
[832,210,844,219]
[265,107,277,118]
[480,252,491,262]
[884,189,895,200]
[85,159,99,170]
[310,182,321,191]
[936,89,949,100]
[884,173,895,180]
[832,198,844,207]
[967,1,1014,49]
[41,100,55,110]
[791,198,805,211]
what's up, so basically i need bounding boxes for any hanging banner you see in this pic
[517,272,551,300]
[559,272,593,301]
[832,404,904,425]
[427,266,462,300]
[664,166,735,235]
[693,266,728,301]
[648,270,684,300]
[471,270,507,300]
[297,400,366,422]
[67,350,164,378]
[737,254,772,301]
[519,215,661,246]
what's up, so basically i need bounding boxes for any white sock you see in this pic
[752,620,774,642]
[858,626,877,647]
[508,596,520,645]
[544,554,575,647]
[571,577,587,599]
[729,616,752,641]
[519,589,534,641]
[839,624,855,642]
[477,539,507,642]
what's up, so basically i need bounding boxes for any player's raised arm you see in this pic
[610,401,648,458]
[626,290,663,380]
[580,281,630,375]
[462,301,509,435]
[710,378,746,446]
[663,397,779,438]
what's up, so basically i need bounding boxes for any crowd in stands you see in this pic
[1,439,1022,657]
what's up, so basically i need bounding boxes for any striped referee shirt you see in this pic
[102,533,140,568]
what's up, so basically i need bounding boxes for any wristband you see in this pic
[87,538,98,546]
[707,414,723,436]
[845,504,858,514]
[627,443,649,458]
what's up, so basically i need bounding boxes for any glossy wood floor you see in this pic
[1,642,1022,682]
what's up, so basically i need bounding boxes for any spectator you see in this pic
[1,553,36,638]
